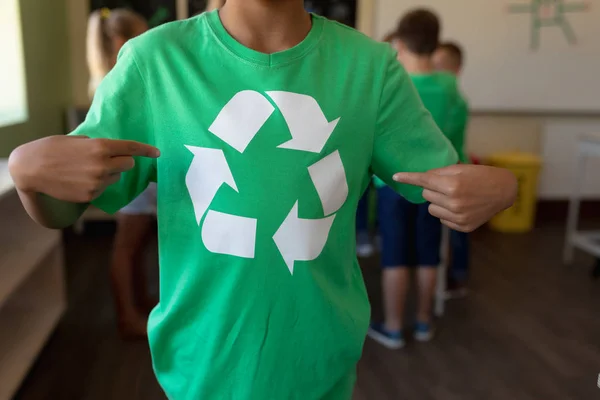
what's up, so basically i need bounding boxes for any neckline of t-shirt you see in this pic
[409,72,438,78]
[206,9,324,67]
[410,71,455,80]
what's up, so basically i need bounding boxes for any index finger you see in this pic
[393,171,450,194]
[101,139,161,158]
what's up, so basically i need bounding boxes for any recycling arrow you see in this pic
[266,91,340,154]
[273,201,336,274]
[308,150,348,216]
[202,210,257,259]
[209,90,275,153]
[185,145,238,224]
[185,90,348,273]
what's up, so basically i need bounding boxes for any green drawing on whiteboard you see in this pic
[509,0,589,50]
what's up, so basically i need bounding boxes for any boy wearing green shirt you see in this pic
[434,41,471,298]
[434,41,470,164]
[8,1,516,398]
[369,9,467,349]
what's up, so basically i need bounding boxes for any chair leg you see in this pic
[434,263,446,317]
[434,226,450,317]
[564,151,586,265]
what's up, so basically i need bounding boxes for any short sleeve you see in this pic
[69,43,155,214]
[371,49,458,203]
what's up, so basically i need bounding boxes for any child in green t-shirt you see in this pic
[433,41,471,298]
[8,1,516,398]
[369,9,469,349]
[433,41,470,164]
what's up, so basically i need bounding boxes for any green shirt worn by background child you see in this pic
[413,72,470,164]
[446,89,470,164]
[71,11,457,400]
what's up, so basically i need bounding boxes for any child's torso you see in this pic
[133,13,388,400]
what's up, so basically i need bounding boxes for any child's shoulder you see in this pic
[126,13,212,56]
[433,71,458,86]
[431,72,461,96]
[318,15,392,56]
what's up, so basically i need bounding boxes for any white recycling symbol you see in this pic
[185,90,348,274]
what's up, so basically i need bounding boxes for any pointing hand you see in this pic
[9,135,160,203]
[393,164,517,232]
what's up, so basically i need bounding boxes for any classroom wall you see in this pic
[468,115,600,198]
[364,0,600,200]
[63,0,600,199]
[0,0,70,157]
[67,0,89,107]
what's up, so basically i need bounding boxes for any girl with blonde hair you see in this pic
[87,7,152,339]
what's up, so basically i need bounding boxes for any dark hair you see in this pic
[395,8,440,55]
[438,41,464,67]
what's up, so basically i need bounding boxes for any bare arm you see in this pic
[14,189,89,229]
[394,164,517,232]
[8,135,160,230]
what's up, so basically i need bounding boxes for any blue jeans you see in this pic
[377,187,441,267]
[449,230,470,282]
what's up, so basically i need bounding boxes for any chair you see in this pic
[563,135,600,267]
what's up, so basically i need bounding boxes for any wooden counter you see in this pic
[0,160,66,400]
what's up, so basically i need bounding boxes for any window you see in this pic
[0,0,28,127]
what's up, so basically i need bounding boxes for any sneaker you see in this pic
[367,323,405,349]
[413,322,435,342]
[356,243,375,258]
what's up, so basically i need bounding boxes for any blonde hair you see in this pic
[87,8,147,98]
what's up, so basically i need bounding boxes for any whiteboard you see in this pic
[540,121,600,199]
[373,0,600,113]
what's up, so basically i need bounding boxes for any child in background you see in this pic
[9,0,516,397]
[369,9,466,349]
[88,8,154,338]
[433,41,471,298]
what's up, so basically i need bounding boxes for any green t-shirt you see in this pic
[448,91,470,164]
[71,11,457,400]
[412,72,470,163]
[374,72,466,188]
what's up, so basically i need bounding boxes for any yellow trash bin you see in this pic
[487,152,542,233]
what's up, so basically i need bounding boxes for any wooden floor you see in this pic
[13,221,600,400]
